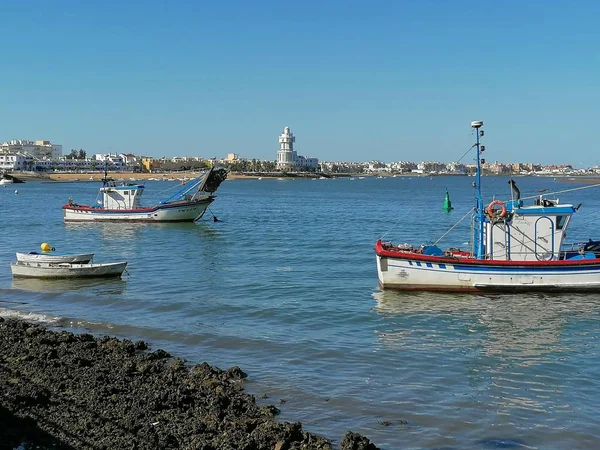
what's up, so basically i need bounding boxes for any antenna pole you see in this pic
[472,121,485,259]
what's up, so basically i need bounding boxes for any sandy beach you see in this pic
[42,171,261,182]
[14,171,380,182]
[13,171,596,184]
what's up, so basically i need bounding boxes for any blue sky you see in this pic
[1,0,599,166]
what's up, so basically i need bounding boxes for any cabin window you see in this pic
[556,215,567,230]
[123,191,129,195]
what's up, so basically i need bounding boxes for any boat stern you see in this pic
[375,252,389,288]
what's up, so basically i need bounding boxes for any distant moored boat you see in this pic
[62,164,228,223]
[11,261,127,279]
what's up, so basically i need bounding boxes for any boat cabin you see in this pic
[99,183,145,210]
[484,196,576,261]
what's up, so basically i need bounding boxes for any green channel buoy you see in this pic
[443,190,453,212]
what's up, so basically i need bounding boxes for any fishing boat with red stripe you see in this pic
[62,163,228,223]
[375,121,600,292]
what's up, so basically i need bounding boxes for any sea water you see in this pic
[1,175,599,449]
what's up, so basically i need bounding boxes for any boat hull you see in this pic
[11,261,127,279]
[62,198,214,222]
[376,242,600,292]
[16,252,94,264]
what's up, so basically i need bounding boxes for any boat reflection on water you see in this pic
[371,289,600,363]
[371,290,600,416]
[11,276,127,295]
[64,221,146,242]
[65,218,222,241]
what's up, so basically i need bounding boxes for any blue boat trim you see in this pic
[112,185,145,191]
[509,206,575,215]
[452,263,600,273]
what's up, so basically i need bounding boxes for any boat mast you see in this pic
[102,159,109,186]
[471,120,485,259]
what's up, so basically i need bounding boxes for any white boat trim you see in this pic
[63,197,215,222]
[11,261,128,279]
[376,242,600,292]
[16,252,94,264]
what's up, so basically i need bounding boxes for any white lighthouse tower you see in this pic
[276,126,297,171]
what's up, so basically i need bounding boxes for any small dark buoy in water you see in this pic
[443,190,453,212]
[213,215,221,222]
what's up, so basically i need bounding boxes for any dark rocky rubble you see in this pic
[0,317,380,450]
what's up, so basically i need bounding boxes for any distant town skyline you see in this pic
[1,1,599,166]
[2,136,599,171]
[2,136,596,175]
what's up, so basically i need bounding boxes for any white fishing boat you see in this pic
[0,178,14,185]
[11,261,128,279]
[16,252,94,264]
[375,120,600,292]
[62,165,228,222]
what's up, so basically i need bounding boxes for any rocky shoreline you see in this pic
[0,317,379,450]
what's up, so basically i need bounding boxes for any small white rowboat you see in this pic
[10,261,127,279]
[15,252,94,264]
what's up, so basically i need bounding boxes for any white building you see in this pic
[0,153,34,170]
[446,162,467,174]
[0,140,62,159]
[417,161,446,173]
[366,161,387,172]
[56,157,93,171]
[120,153,140,171]
[94,153,126,171]
[296,155,319,170]
[275,126,318,171]
[389,161,418,173]
[35,159,54,171]
[276,126,296,170]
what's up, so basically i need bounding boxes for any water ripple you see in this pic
[1,177,600,449]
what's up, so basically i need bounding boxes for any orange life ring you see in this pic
[487,200,506,218]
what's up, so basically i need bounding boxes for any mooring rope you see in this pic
[380,215,405,240]
[152,180,189,196]
[433,207,475,246]
[379,201,425,240]
[456,144,477,164]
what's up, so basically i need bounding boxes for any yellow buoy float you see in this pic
[40,242,55,252]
